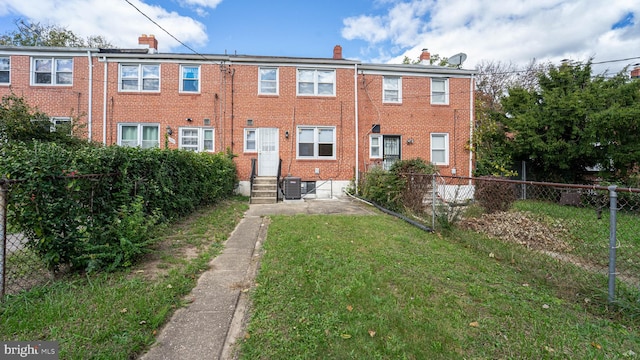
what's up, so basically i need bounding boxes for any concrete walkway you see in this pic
[139,197,376,360]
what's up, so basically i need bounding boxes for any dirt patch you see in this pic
[132,239,202,281]
[459,211,572,253]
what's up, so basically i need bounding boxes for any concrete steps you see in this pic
[250,177,278,204]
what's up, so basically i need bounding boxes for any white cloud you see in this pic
[342,15,388,43]
[342,0,432,47]
[179,0,223,8]
[0,0,208,52]
[343,0,640,74]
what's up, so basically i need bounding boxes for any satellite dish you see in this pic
[447,53,467,67]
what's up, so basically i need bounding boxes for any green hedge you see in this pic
[0,142,238,272]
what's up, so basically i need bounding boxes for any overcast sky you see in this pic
[0,0,638,75]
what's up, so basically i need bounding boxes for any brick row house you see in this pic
[0,35,475,200]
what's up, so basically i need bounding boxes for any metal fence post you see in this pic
[432,174,437,230]
[607,185,618,304]
[0,181,7,300]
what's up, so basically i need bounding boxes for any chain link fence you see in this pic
[0,179,50,297]
[1,174,116,299]
[413,175,639,311]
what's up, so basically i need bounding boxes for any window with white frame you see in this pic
[244,129,257,152]
[0,57,9,84]
[180,65,200,93]
[258,67,278,95]
[118,123,160,148]
[370,135,382,158]
[119,64,160,92]
[430,133,449,165]
[31,57,73,85]
[297,126,335,159]
[51,117,72,134]
[383,76,401,103]
[431,78,449,104]
[297,69,335,96]
[179,127,214,152]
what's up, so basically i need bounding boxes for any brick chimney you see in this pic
[138,34,158,54]
[333,45,343,60]
[419,48,431,64]
[631,66,640,79]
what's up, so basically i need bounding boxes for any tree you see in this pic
[472,59,550,177]
[402,53,452,67]
[0,19,113,48]
[499,61,640,184]
[590,72,640,182]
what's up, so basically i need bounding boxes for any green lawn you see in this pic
[2,197,638,359]
[238,213,640,359]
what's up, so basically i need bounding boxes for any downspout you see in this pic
[230,68,235,153]
[468,73,475,181]
[354,64,359,194]
[86,51,93,142]
[102,57,108,145]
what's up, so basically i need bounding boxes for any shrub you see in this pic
[81,196,160,272]
[360,159,438,213]
[392,158,438,214]
[1,141,237,272]
[360,166,404,211]
[389,158,438,176]
[475,176,517,214]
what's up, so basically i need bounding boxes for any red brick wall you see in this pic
[1,51,474,182]
[228,64,356,182]
[357,73,473,177]
[101,60,221,147]
[1,54,93,140]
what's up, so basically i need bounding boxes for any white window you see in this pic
[370,135,382,158]
[31,57,73,85]
[297,126,335,159]
[383,76,401,103]
[244,129,257,152]
[118,123,160,148]
[180,65,200,93]
[431,78,449,105]
[51,117,72,134]
[259,67,278,95]
[297,69,335,96]
[119,64,160,92]
[0,57,9,84]
[179,127,214,152]
[431,133,449,165]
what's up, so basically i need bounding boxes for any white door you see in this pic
[258,128,279,176]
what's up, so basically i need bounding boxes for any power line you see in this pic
[123,0,207,60]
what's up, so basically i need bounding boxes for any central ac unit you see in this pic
[284,177,301,200]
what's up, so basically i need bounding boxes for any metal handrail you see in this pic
[276,158,283,202]
[249,158,257,201]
